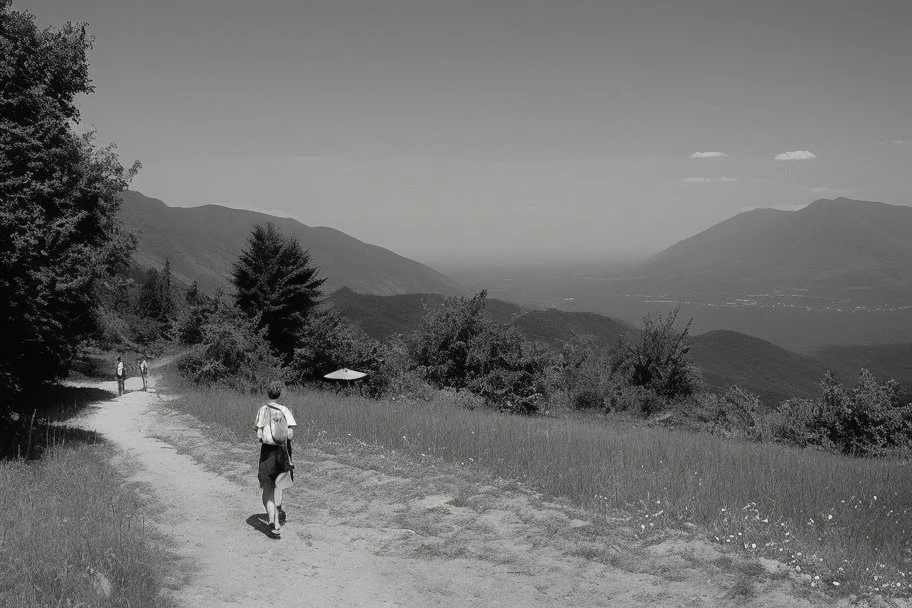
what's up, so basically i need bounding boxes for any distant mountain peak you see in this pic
[119,190,463,297]
[632,197,912,292]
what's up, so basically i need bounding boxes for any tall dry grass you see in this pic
[0,444,176,607]
[174,385,912,597]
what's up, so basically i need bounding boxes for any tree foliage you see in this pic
[408,291,550,413]
[289,311,390,396]
[177,298,281,391]
[612,307,701,412]
[774,370,912,456]
[137,259,175,323]
[231,223,325,362]
[0,2,137,393]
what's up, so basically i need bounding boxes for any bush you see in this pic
[676,386,767,440]
[772,370,912,456]
[408,291,551,413]
[288,311,392,397]
[555,337,613,411]
[177,301,281,392]
[611,307,702,409]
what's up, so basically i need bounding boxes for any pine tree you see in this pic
[231,223,325,362]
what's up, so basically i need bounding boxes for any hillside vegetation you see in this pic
[169,383,912,598]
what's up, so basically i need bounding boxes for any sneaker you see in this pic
[277,506,286,525]
[271,524,282,539]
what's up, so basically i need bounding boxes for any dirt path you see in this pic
[67,375,846,608]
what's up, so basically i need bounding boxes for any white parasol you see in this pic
[323,368,368,381]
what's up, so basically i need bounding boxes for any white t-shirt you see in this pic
[116,362,125,378]
[254,402,297,445]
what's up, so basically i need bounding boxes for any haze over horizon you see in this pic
[18,0,912,265]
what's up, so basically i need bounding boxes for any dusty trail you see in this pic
[67,373,839,608]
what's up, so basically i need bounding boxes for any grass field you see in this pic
[171,384,912,598]
[0,443,176,607]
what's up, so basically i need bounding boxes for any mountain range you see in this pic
[120,191,912,404]
[630,198,912,299]
[119,191,462,296]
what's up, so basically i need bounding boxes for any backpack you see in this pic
[267,404,289,443]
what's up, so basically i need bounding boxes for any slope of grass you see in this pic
[171,385,912,598]
[0,444,176,607]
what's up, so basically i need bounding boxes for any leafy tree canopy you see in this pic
[0,2,137,393]
[231,223,325,362]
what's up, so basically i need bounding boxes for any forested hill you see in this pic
[329,289,912,406]
[326,287,637,347]
[119,191,464,297]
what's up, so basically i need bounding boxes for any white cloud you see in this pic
[774,150,817,160]
[891,139,910,146]
[810,186,850,197]
[689,151,728,159]
[682,177,738,184]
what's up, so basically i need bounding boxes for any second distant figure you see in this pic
[116,355,126,395]
[139,356,148,391]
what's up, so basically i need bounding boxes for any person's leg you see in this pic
[274,485,284,520]
[142,375,147,391]
[262,482,277,526]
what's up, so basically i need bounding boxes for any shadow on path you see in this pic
[1,385,115,461]
[245,514,280,539]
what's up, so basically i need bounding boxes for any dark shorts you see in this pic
[258,442,292,487]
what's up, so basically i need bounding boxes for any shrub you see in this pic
[288,311,392,397]
[772,370,912,456]
[177,301,281,391]
[556,337,613,411]
[408,291,551,413]
[611,307,702,409]
[676,386,766,440]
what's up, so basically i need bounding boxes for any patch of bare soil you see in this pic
[67,375,893,607]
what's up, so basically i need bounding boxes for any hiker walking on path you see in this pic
[254,382,296,538]
[139,356,148,391]
[116,355,126,395]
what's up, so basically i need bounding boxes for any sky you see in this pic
[17,0,912,265]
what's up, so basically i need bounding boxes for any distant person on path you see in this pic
[254,382,296,538]
[116,355,126,395]
[139,356,148,391]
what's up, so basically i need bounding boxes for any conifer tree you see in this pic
[231,223,325,362]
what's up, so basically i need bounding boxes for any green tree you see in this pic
[612,307,701,413]
[231,223,325,362]
[178,298,281,391]
[409,291,550,413]
[0,2,137,393]
[409,291,489,390]
[137,260,176,323]
[289,311,390,396]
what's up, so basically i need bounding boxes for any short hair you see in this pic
[267,382,283,400]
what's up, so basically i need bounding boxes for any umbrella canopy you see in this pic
[323,368,367,381]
